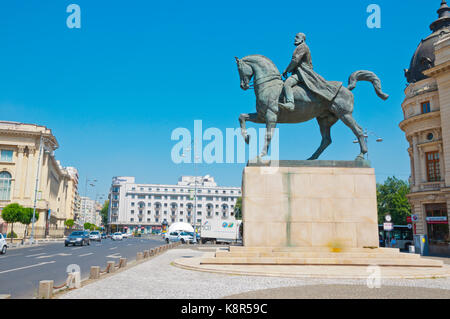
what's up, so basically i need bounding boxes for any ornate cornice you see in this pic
[423,60,450,77]
[399,110,441,132]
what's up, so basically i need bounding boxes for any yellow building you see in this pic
[0,121,79,238]
[400,1,450,255]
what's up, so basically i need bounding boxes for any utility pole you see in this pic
[30,135,44,244]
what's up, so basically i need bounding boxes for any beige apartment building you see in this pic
[0,121,79,238]
[400,1,450,255]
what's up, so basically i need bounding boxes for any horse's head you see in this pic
[235,57,253,91]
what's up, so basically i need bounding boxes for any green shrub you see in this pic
[7,231,17,238]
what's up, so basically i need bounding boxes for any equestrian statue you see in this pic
[236,32,389,161]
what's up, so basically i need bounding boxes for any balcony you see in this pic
[419,181,445,192]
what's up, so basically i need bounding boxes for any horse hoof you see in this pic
[355,154,365,161]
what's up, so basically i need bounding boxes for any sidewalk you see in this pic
[59,247,450,299]
[7,238,65,250]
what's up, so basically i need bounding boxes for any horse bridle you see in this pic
[239,59,282,90]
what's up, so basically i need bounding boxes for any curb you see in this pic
[39,241,182,299]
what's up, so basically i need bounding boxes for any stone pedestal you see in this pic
[194,161,444,269]
[242,160,378,249]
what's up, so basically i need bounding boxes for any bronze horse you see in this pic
[235,55,388,160]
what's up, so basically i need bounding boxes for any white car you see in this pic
[122,232,132,238]
[164,231,193,244]
[112,232,123,241]
[89,231,101,242]
[0,233,7,254]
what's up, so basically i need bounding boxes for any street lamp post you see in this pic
[82,178,97,227]
[30,135,45,244]
[182,141,200,244]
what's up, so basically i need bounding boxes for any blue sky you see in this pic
[0,0,441,197]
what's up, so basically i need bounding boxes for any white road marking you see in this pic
[71,247,83,250]
[109,247,117,250]
[79,253,93,257]
[25,253,46,258]
[0,254,23,258]
[0,261,56,274]
[106,253,121,259]
[29,248,44,252]
[36,253,72,259]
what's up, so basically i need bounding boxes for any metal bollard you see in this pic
[143,250,149,258]
[107,261,116,273]
[119,258,127,268]
[90,266,100,280]
[38,280,54,299]
[136,252,144,261]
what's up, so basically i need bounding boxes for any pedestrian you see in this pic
[391,237,397,248]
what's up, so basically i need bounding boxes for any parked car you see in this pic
[112,232,123,241]
[65,231,90,246]
[101,233,107,239]
[89,231,102,242]
[164,231,193,244]
[122,232,131,239]
[0,233,7,255]
[187,232,200,242]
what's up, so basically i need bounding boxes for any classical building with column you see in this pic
[0,121,79,237]
[108,175,241,234]
[400,1,450,255]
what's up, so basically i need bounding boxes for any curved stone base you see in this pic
[173,254,450,279]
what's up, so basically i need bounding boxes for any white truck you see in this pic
[200,219,242,244]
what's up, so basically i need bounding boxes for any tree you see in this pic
[19,207,39,238]
[377,177,411,225]
[1,203,24,243]
[65,219,74,229]
[83,222,92,230]
[100,200,109,227]
[234,197,242,220]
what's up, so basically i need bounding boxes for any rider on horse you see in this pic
[279,33,342,111]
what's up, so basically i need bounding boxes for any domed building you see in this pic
[400,1,450,255]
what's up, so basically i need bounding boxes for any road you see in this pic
[0,235,165,298]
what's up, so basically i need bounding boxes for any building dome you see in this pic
[405,1,450,83]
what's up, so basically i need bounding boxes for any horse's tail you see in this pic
[347,70,389,101]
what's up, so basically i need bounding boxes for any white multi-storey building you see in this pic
[79,197,102,227]
[108,176,241,233]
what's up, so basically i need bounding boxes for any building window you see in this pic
[0,171,12,200]
[421,101,431,114]
[0,150,13,162]
[426,151,441,182]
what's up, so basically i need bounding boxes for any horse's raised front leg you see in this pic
[239,112,263,145]
[259,110,277,158]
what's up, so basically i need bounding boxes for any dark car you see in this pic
[101,233,107,239]
[65,231,90,246]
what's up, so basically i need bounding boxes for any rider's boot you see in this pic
[279,101,295,111]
